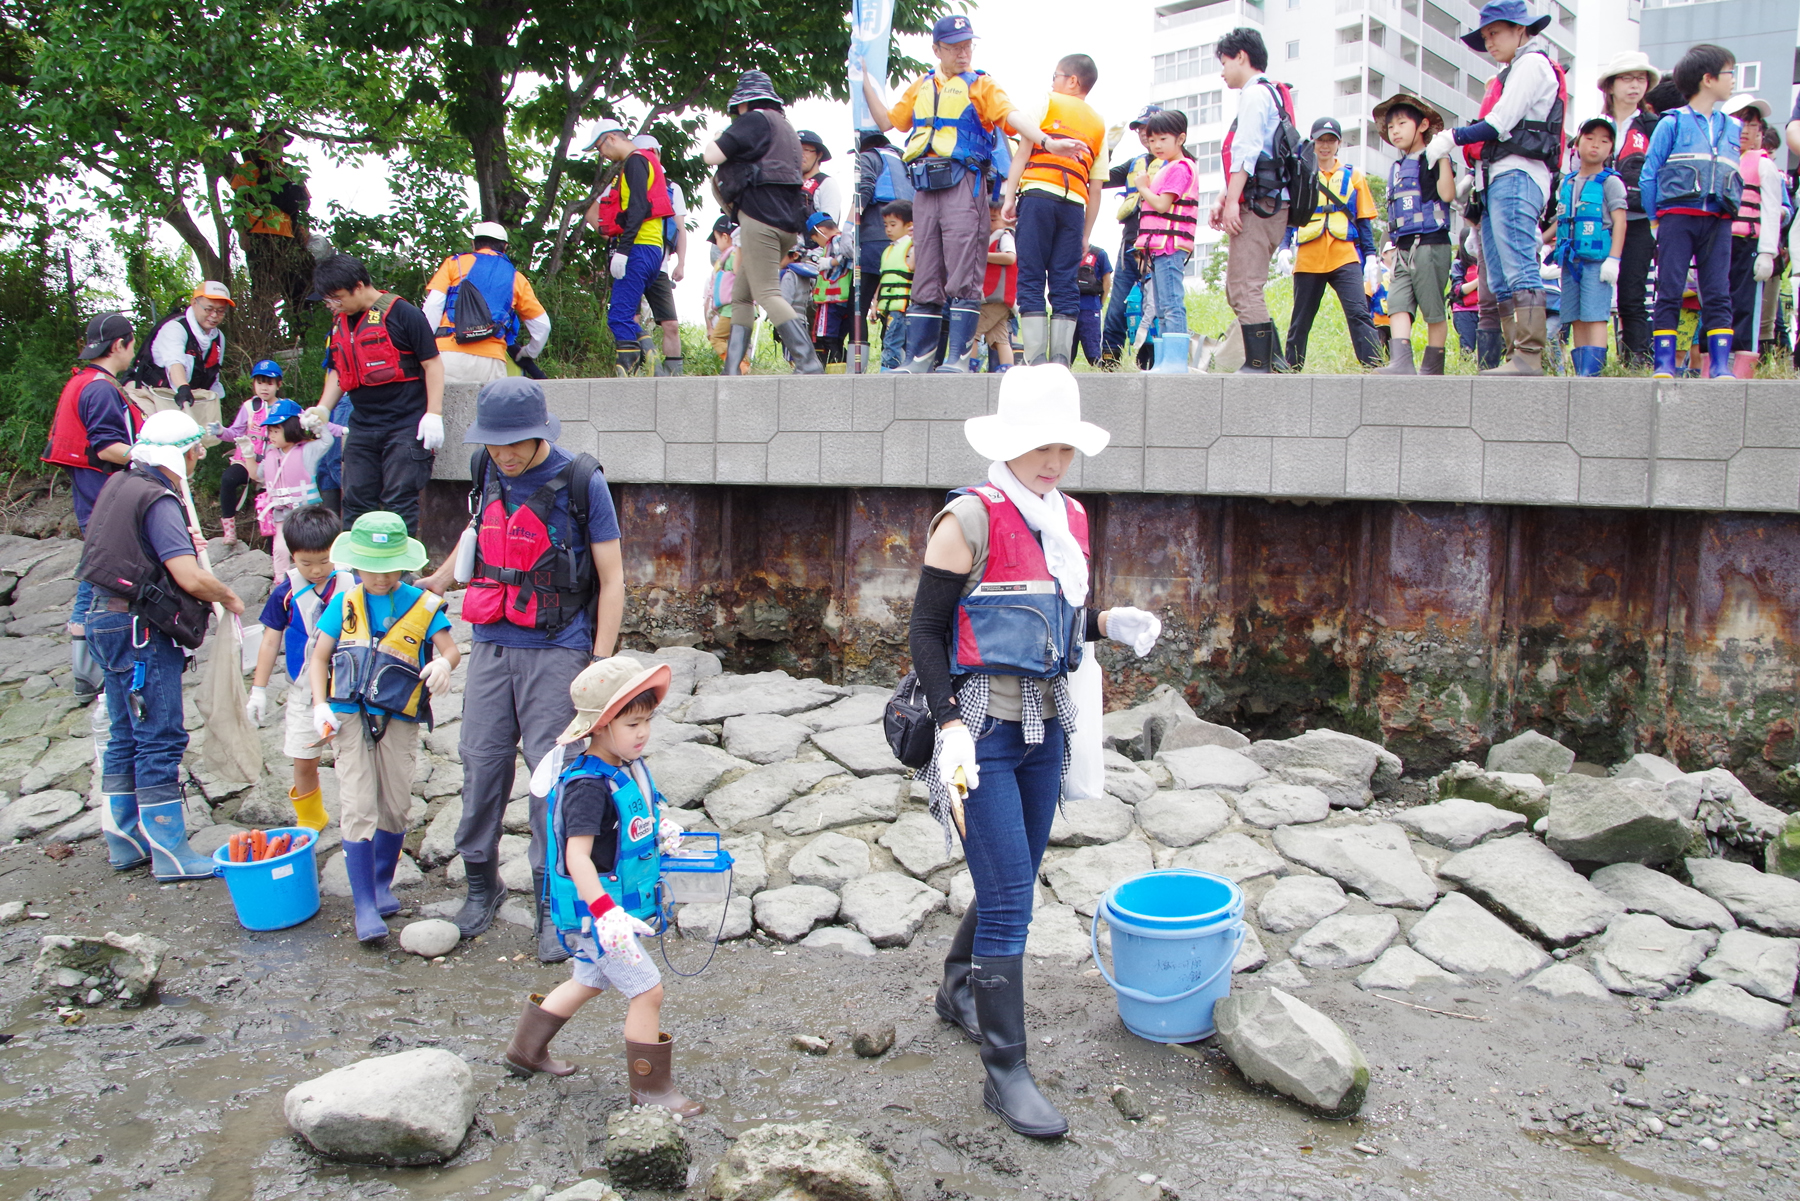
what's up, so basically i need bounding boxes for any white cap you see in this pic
[963,365,1110,461]
[472,221,509,243]
[582,119,629,151]
[1723,94,1772,122]
[130,410,205,477]
[632,134,661,151]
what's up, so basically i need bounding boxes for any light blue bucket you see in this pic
[1090,868,1245,1043]
[211,827,321,931]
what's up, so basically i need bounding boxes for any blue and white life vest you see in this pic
[544,753,663,957]
[280,567,354,682]
[946,485,1090,681]
[868,145,915,205]
[1387,153,1449,241]
[1557,168,1619,265]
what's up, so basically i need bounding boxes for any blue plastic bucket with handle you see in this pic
[1090,868,1245,1043]
[211,827,321,931]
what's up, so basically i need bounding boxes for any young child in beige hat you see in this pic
[500,655,700,1116]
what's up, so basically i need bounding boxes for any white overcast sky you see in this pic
[296,0,1155,321]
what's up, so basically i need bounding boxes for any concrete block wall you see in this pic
[436,374,1800,512]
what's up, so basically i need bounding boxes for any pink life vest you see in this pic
[950,484,1090,680]
[257,442,320,536]
[1732,150,1766,239]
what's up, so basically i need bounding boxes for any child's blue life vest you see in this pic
[544,752,663,959]
[1387,153,1449,241]
[280,567,355,681]
[867,145,915,205]
[1655,108,1743,216]
[1557,168,1619,265]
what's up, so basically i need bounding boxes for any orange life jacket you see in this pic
[1021,94,1104,203]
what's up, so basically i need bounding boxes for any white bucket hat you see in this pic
[1595,50,1660,94]
[130,410,205,477]
[963,364,1110,462]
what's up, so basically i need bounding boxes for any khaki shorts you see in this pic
[284,674,319,761]
[1388,241,1454,324]
[976,301,1014,346]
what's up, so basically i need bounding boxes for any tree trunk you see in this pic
[462,23,531,230]
[161,200,228,283]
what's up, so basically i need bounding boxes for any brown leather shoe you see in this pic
[627,1032,705,1117]
[504,997,576,1077]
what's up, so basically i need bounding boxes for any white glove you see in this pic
[313,703,338,740]
[935,724,980,794]
[1540,261,1561,281]
[1425,129,1456,166]
[657,807,685,857]
[419,658,451,696]
[1106,607,1163,658]
[1275,247,1295,273]
[1363,257,1381,290]
[300,407,328,435]
[1600,257,1620,285]
[1755,253,1774,283]
[416,412,444,451]
[205,422,225,438]
[593,902,657,963]
[245,686,268,726]
[610,251,629,280]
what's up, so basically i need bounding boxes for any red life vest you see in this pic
[949,484,1090,680]
[462,451,602,633]
[42,366,140,471]
[1463,49,1567,172]
[329,293,423,391]
[983,232,1017,305]
[1733,150,1767,239]
[593,149,676,238]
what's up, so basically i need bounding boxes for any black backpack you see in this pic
[1243,79,1317,229]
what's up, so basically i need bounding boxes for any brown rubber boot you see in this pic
[1483,290,1545,376]
[504,996,576,1077]
[1419,345,1446,375]
[627,1032,705,1117]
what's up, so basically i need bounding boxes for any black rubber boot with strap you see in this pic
[935,908,981,1042]
[454,857,505,939]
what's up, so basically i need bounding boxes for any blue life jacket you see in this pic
[868,145,915,204]
[280,568,354,682]
[1387,153,1449,241]
[1557,169,1618,265]
[544,754,663,959]
[444,251,520,345]
[1652,107,1743,216]
[946,485,1089,681]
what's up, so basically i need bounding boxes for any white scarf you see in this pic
[987,460,1088,606]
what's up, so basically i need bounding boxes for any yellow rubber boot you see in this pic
[291,786,328,832]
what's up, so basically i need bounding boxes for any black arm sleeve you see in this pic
[1085,608,1102,643]
[908,565,968,724]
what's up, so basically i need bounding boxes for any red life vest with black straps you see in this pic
[462,449,603,633]
[594,149,676,238]
[42,365,141,471]
[328,292,423,392]
[1463,48,1567,173]
[948,484,1090,680]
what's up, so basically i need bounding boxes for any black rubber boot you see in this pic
[1237,322,1274,373]
[775,318,825,374]
[971,955,1067,1138]
[534,869,570,964]
[454,858,505,939]
[935,908,981,1042]
[724,324,751,376]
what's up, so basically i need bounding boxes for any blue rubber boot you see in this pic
[1570,345,1603,377]
[934,303,982,374]
[341,839,390,942]
[101,786,149,871]
[1706,330,1734,380]
[371,828,406,917]
[894,308,942,373]
[1151,333,1191,373]
[139,792,215,881]
[1651,331,1678,379]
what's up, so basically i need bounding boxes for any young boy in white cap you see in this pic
[500,656,701,1118]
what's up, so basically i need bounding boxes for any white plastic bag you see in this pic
[1062,645,1104,801]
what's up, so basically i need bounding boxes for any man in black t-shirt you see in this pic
[308,254,444,536]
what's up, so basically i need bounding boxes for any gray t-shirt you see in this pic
[930,493,1060,723]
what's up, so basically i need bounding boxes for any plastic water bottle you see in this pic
[452,527,477,584]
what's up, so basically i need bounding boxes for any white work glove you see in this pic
[1275,246,1295,273]
[1540,261,1562,281]
[205,422,225,438]
[1754,253,1774,283]
[313,703,338,740]
[609,251,629,280]
[416,412,444,451]
[657,806,685,857]
[935,724,980,794]
[1363,256,1381,290]
[1425,129,1456,166]
[1105,607,1163,658]
[245,686,268,726]
[1600,257,1620,285]
[419,658,451,696]
[299,407,328,435]
[591,898,657,964]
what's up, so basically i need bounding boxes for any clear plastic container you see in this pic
[660,832,734,904]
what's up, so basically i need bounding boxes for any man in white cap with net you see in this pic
[424,222,552,383]
[77,410,244,882]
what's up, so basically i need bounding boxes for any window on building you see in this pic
[1400,36,1417,65]
[1337,76,1362,97]
[1168,93,1198,126]
[1401,0,1418,14]
[1288,40,1301,59]
[1194,141,1223,173]
[1422,47,1458,89]
[1195,190,1220,212]
[1343,126,1362,147]
[1555,2,1574,29]
[1368,69,1384,95]
[1198,90,1222,123]
[1153,46,1202,85]
[1338,24,1362,44]
[1422,2,1460,38]
[1368,20,1386,48]
[1738,62,1760,91]
[1465,71,1486,103]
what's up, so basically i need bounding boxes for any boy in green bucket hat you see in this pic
[307,512,459,942]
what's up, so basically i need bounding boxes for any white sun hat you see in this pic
[130,410,205,477]
[963,364,1111,462]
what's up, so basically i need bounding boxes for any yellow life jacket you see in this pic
[1297,167,1357,245]
[328,586,444,720]
[902,71,997,168]
[1115,152,1154,221]
[877,236,913,314]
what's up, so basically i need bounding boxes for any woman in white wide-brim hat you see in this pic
[1595,49,1663,366]
[905,363,1162,1138]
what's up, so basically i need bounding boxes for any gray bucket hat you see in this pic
[463,377,562,446]
[728,70,784,109]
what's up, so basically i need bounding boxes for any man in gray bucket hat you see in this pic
[421,377,624,958]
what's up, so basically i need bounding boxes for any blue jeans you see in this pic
[963,715,1067,957]
[87,608,190,800]
[607,243,669,344]
[1102,239,1146,355]
[1151,251,1191,334]
[879,313,907,371]
[71,578,93,633]
[1478,171,1545,302]
[1453,309,1478,353]
[1014,193,1086,317]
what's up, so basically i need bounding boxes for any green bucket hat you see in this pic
[330,511,428,573]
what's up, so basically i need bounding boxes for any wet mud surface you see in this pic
[4,845,1797,1201]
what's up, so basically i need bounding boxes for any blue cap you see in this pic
[250,358,284,379]
[806,212,838,234]
[259,399,304,426]
[1129,105,1163,130]
[1461,1,1551,52]
[932,14,974,44]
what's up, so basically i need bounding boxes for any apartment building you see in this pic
[1640,0,1800,166]
[1144,0,1635,267]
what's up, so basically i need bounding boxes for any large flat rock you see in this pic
[1213,988,1370,1118]
[1686,858,1800,936]
[1257,876,1349,934]
[810,725,908,776]
[1660,980,1791,1033]
[1590,913,1717,998]
[1045,840,1155,916]
[284,1048,477,1166]
[647,743,758,809]
[703,761,848,830]
[1697,929,1800,1003]
[771,777,905,837]
[1589,862,1736,931]
[1133,790,1232,847]
[1154,745,1267,792]
[1271,823,1437,909]
[1289,913,1399,969]
[1171,833,1288,884]
[1392,798,1527,850]
[1406,892,1549,981]
[1438,834,1623,946]
[1545,775,1690,865]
